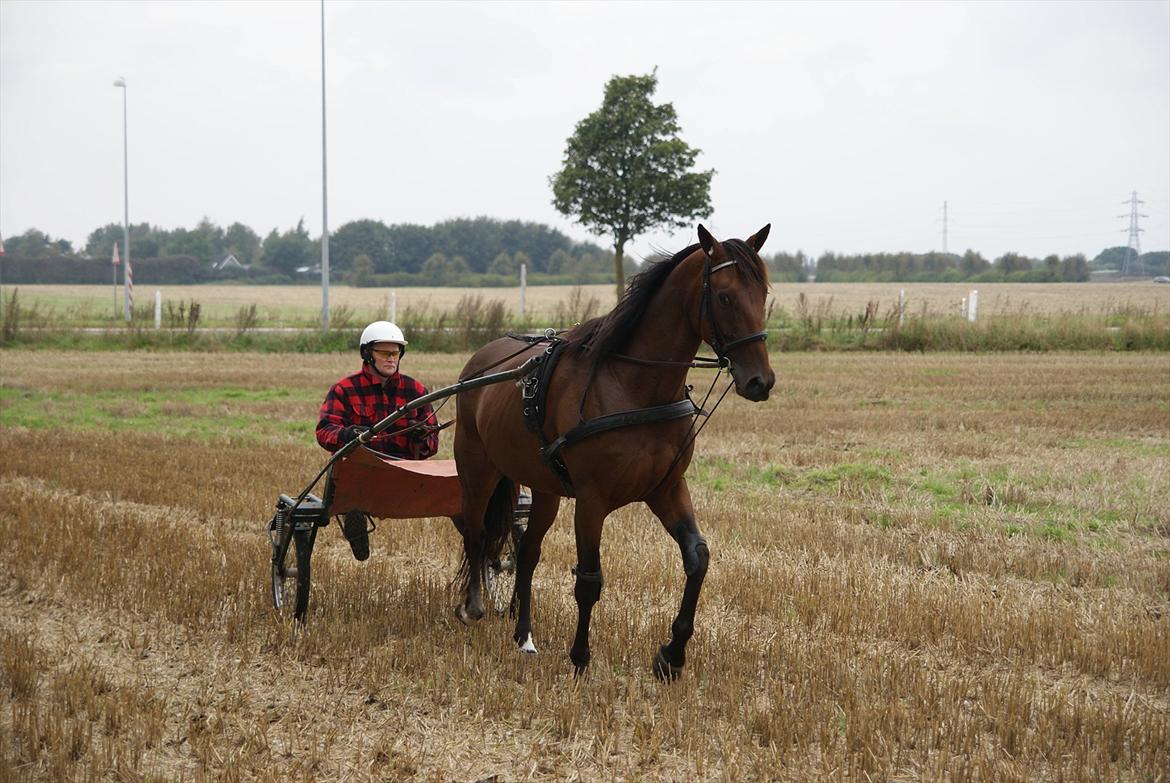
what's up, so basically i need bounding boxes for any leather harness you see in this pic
[514,253,767,495]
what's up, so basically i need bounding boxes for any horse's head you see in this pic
[696,224,776,402]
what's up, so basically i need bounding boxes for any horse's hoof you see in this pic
[455,603,481,626]
[651,648,683,682]
[517,633,537,655]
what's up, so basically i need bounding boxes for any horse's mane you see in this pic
[563,237,768,359]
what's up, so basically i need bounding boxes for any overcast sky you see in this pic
[2,0,1168,263]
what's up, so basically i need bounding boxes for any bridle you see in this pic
[700,255,768,362]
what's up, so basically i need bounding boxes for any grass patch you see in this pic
[0,387,318,442]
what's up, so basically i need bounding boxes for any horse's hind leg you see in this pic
[645,479,708,681]
[455,486,493,625]
[511,490,560,655]
[568,496,607,675]
[453,447,500,626]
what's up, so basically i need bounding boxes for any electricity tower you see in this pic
[1118,191,1147,277]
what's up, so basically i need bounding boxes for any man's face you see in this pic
[368,341,402,377]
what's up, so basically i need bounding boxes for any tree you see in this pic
[513,251,531,275]
[1060,254,1090,282]
[1092,247,1129,270]
[164,217,223,265]
[84,223,160,259]
[420,252,470,284]
[959,249,989,278]
[488,252,516,275]
[347,254,375,287]
[332,219,394,273]
[261,219,314,276]
[223,222,261,264]
[550,70,714,297]
[3,228,66,257]
[547,249,573,274]
[995,252,1033,276]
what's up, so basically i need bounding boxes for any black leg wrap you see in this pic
[571,565,603,603]
[675,527,709,578]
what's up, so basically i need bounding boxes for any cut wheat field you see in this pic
[1,349,1167,782]
[10,281,1169,327]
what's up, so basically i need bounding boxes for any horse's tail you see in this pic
[456,476,515,592]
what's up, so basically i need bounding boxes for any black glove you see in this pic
[339,425,369,445]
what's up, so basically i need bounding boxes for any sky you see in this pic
[1,0,1168,264]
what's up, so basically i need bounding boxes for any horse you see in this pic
[452,224,775,679]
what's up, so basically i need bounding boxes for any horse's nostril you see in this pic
[744,376,771,400]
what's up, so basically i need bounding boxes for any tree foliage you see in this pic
[3,228,72,257]
[814,250,1090,282]
[260,220,315,276]
[550,70,714,295]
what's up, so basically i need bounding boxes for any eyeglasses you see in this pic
[371,348,401,360]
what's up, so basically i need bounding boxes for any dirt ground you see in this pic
[1,349,1168,781]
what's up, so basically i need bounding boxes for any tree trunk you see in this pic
[613,239,625,301]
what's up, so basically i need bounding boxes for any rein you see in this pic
[504,252,766,495]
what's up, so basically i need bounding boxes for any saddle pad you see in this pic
[326,447,462,519]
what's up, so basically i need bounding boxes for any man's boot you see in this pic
[342,510,370,561]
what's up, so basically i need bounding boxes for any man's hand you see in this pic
[410,423,438,441]
[339,425,370,444]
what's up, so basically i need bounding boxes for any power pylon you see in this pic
[1117,191,1147,277]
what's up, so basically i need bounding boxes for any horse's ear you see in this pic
[697,224,721,258]
[748,224,771,252]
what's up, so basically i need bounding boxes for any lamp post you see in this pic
[319,0,330,331]
[113,76,130,321]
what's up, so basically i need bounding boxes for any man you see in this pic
[317,320,439,561]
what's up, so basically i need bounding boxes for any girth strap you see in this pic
[543,398,702,476]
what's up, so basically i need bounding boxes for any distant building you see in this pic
[212,253,251,271]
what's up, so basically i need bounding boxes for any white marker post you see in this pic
[519,263,527,322]
[898,288,905,326]
[390,291,397,323]
[968,289,978,322]
[154,290,161,329]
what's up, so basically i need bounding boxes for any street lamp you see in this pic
[319,0,330,331]
[113,76,130,321]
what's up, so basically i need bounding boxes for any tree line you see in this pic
[815,249,1095,283]
[0,217,620,286]
[6,218,1167,286]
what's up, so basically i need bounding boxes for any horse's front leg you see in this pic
[511,491,560,655]
[645,478,708,681]
[568,496,607,675]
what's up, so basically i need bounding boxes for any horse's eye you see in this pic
[718,292,732,306]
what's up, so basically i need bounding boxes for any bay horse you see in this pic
[453,224,775,679]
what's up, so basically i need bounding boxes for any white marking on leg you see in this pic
[519,633,537,655]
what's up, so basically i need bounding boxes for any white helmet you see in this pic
[360,321,408,349]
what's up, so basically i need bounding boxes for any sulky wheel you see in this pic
[269,507,317,622]
[484,520,526,615]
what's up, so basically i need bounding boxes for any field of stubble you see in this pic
[1,349,1167,782]
[12,280,1168,326]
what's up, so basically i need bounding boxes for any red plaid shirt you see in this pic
[316,365,439,459]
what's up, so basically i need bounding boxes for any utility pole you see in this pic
[942,200,948,254]
[1117,191,1147,277]
[319,0,331,331]
[114,77,130,321]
